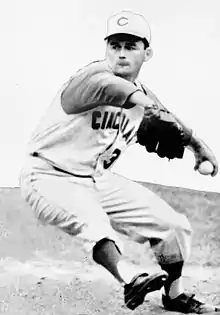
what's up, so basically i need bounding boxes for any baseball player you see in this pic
[20,10,219,313]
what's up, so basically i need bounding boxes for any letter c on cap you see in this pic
[117,17,128,26]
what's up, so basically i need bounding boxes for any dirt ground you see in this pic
[0,184,220,314]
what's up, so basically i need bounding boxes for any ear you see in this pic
[144,47,153,62]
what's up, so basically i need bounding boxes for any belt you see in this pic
[31,152,93,179]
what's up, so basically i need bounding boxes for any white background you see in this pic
[2,0,220,191]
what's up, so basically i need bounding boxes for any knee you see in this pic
[176,213,193,235]
[159,210,193,238]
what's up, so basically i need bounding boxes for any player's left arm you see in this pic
[140,84,218,176]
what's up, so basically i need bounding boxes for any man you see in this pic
[20,10,219,313]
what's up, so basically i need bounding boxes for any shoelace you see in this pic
[186,294,204,312]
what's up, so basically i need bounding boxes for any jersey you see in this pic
[27,60,146,176]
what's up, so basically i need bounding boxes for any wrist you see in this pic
[187,131,202,152]
[127,90,155,109]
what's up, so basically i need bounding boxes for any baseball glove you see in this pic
[137,105,192,159]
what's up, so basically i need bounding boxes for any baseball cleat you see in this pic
[124,270,168,310]
[162,292,220,313]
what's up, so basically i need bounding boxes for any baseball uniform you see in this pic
[20,59,192,264]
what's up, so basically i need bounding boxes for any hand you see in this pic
[189,135,218,177]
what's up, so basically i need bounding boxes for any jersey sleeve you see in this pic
[140,82,168,111]
[61,61,142,114]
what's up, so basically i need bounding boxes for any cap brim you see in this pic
[104,32,145,41]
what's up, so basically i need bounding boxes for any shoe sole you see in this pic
[163,299,220,314]
[126,271,168,310]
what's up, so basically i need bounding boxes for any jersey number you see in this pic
[103,148,121,169]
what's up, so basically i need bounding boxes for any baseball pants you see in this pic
[20,155,193,265]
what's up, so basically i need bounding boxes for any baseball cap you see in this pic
[104,10,151,44]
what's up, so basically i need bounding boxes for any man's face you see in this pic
[106,34,147,80]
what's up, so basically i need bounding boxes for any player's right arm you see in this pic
[61,61,155,114]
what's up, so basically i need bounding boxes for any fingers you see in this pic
[195,157,218,177]
[211,162,218,177]
[194,156,201,171]
[194,163,199,171]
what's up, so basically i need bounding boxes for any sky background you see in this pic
[2,0,220,191]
